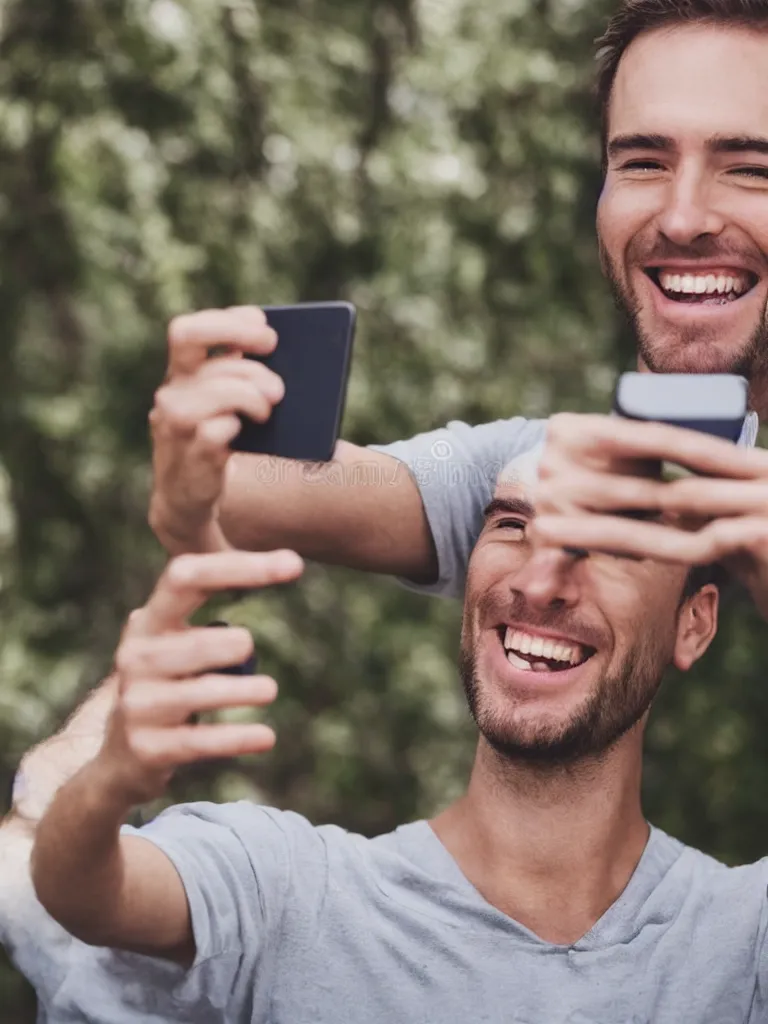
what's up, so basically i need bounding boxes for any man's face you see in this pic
[459,455,707,765]
[597,24,768,384]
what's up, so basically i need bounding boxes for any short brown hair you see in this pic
[595,0,768,156]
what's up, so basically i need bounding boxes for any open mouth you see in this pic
[497,626,596,675]
[644,267,758,305]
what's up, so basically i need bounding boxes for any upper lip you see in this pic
[497,622,597,652]
[644,261,760,280]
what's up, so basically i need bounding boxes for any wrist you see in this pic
[66,756,139,827]
[149,499,231,555]
[12,678,118,824]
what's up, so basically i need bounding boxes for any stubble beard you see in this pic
[600,239,768,381]
[458,632,669,769]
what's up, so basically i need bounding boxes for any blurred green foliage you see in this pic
[1,0,768,1019]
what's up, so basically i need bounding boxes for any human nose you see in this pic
[655,167,725,245]
[510,546,581,612]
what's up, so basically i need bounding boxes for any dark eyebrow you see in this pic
[707,134,768,156]
[607,132,768,160]
[607,133,674,159]
[483,497,535,521]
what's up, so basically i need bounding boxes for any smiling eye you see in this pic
[620,159,664,172]
[496,518,526,532]
[731,166,768,181]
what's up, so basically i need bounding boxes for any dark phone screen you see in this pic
[231,302,355,462]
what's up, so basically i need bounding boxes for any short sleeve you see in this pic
[44,802,328,1023]
[0,821,82,1002]
[370,417,547,598]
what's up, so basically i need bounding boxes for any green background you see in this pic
[1,1,767,1019]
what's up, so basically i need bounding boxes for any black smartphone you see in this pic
[611,373,749,523]
[613,372,747,442]
[231,301,356,461]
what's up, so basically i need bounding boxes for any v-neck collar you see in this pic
[389,819,685,951]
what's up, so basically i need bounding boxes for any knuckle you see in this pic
[115,640,141,677]
[152,386,185,424]
[120,686,149,718]
[127,730,160,766]
[166,553,199,587]
[546,412,577,442]
[537,455,556,481]
[167,314,191,346]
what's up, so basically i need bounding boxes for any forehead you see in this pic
[610,24,768,143]
[496,442,543,497]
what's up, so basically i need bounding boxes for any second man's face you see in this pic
[458,453,711,766]
[597,24,768,388]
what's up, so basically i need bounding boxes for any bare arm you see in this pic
[30,549,303,963]
[148,307,437,580]
[30,766,193,964]
[219,442,435,578]
[0,677,118,987]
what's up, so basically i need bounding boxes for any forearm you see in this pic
[220,443,437,580]
[10,675,117,826]
[31,763,130,948]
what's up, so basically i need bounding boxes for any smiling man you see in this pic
[23,449,768,1024]
[7,0,768,1015]
[597,13,768,389]
[145,0,768,616]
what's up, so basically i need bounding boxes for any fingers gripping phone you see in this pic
[612,373,748,520]
[230,301,356,462]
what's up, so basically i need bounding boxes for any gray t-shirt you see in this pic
[371,416,548,598]
[41,801,768,1023]
[370,411,760,599]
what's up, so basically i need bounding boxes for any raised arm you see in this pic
[148,307,548,596]
[0,676,118,992]
[148,306,436,580]
[30,548,303,964]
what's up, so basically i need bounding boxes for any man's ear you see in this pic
[673,583,719,672]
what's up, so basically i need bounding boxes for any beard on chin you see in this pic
[599,238,768,379]
[458,626,670,769]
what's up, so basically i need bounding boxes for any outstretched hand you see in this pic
[95,548,303,808]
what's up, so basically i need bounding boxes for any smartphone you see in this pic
[231,301,356,461]
[613,372,747,442]
[611,373,748,522]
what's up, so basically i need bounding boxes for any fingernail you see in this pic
[267,375,285,401]
[278,550,304,572]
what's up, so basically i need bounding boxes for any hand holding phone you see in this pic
[531,374,764,566]
[230,302,356,462]
[613,372,748,498]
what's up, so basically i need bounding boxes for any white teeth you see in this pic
[507,650,531,671]
[658,270,751,297]
[503,628,583,666]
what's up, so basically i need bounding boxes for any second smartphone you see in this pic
[230,301,356,462]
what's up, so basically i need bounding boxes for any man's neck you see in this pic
[430,730,648,945]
